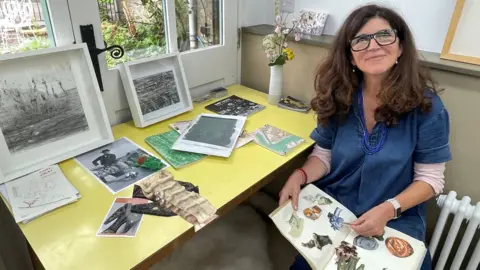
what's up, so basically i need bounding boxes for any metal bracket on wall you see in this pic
[80,24,124,92]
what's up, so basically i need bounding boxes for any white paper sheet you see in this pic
[0,183,9,203]
[5,164,79,223]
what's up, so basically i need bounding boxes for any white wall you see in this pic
[241,0,457,53]
[238,0,275,27]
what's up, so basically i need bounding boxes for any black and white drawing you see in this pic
[0,62,88,154]
[75,137,167,193]
[133,70,180,115]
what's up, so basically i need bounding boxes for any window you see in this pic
[0,0,54,54]
[175,0,222,52]
[98,0,167,68]
[97,0,222,68]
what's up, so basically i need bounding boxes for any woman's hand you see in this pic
[279,171,304,210]
[350,202,395,237]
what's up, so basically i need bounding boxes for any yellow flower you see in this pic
[283,48,295,60]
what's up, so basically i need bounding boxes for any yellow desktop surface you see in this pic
[19,85,317,270]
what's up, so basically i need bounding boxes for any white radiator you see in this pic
[430,191,480,270]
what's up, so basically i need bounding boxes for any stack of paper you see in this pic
[3,165,80,223]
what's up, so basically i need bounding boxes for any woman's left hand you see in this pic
[350,202,395,237]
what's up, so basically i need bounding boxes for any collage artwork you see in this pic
[272,185,425,270]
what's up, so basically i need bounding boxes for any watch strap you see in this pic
[387,198,401,219]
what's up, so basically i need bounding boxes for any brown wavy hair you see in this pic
[311,4,437,126]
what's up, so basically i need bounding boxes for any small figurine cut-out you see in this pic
[386,237,414,258]
[335,241,365,270]
[353,235,379,251]
[303,194,333,205]
[302,233,332,250]
[288,212,304,238]
[303,205,322,220]
[328,207,344,231]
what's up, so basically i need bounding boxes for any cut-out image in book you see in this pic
[270,184,427,270]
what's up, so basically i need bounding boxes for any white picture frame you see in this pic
[0,43,114,183]
[120,53,193,128]
[171,113,247,158]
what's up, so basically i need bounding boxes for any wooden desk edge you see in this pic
[131,143,314,270]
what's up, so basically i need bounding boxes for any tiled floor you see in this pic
[150,191,297,269]
[267,221,298,269]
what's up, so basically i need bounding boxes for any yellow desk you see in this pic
[20,85,316,270]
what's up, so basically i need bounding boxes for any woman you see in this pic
[279,5,450,270]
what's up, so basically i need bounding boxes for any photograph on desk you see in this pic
[169,120,192,134]
[205,95,265,117]
[97,197,144,237]
[75,137,169,193]
[171,113,247,157]
[254,124,305,155]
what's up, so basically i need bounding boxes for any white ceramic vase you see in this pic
[268,64,283,105]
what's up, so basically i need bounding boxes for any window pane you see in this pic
[175,0,222,52]
[0,0,53,55]
[98,0,167,68]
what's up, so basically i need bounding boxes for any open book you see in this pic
[269,184,427,270]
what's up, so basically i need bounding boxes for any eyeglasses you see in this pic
[350,29,398,52]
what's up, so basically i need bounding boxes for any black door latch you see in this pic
[80,24,124,92]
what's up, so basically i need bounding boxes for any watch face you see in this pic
[395,208,402,218]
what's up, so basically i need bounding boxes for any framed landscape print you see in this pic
[120,53,193,128]
[0,44,114,183]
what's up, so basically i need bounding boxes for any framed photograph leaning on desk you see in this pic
[120,53,193,128]
[0,44,113,183]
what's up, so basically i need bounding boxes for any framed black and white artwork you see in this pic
[120,53,193,128]
[0,44,114,183]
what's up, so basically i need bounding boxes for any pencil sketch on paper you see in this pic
[9,167,72,209]
[0,61,88,154]
[133,70,180,115]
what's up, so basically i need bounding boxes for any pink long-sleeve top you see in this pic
[309,144,445,195]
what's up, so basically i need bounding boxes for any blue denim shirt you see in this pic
[310,88,451,241]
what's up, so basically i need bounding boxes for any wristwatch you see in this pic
[386,198,402,219]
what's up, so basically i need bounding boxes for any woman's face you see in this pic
[350,17,402,76]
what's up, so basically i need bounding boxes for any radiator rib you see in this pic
[431,191,480,270]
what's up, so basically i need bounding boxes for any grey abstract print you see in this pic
[0,61,88,154]
[133,70,180,116]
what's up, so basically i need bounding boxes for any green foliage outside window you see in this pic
[99,0,191,68]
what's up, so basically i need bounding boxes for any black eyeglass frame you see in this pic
[349,29,398,52]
